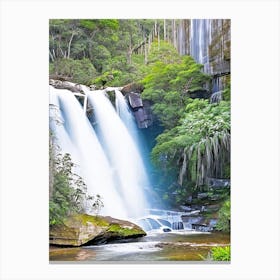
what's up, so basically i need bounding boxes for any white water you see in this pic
[115,89,142,148]
[136,208,188,232]
[210,90,223,104]
[49,86,77,158]
[190,19,211,73]
[50,86,127,218]
[50,86,190,224]
[87,89,149,218]
[87,241,161,253]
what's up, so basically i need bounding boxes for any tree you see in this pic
[142,50,210,129]
[49,19,81,61]
[49,57,97,85]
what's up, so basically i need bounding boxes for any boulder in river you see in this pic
[49,214,146,247]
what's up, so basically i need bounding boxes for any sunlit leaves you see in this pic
[141,52,210,130]
[211,246,230,261]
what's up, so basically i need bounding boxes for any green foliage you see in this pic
[142,54,210,130]
[147,41,181,65]
[49,19,158,84]
[211,246,230,261]
[142,60,229,196]
[91,70,122,87]
[49,20,212,89]
[151,99,230,191]
[79,19,96,31]
[222,75,231,101]
[50,58,97,85]
[77,214,109,227]
[142,55,209,94]
[90,45,111,72]
[79,19,119,31]
[215,199,231,232]
[49,152,85,225]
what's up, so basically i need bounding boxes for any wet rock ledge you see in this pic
[50,214,146,247]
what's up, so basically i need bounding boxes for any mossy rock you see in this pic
[49,214,146,247]
[121,82,144,94]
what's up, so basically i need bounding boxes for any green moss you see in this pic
[107,223,145,237]
[65,214,109,227]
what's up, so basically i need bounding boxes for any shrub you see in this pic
[215,199,231,232]
[211,246,230,261]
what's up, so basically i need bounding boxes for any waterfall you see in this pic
[50,86,128,219]
[190,19,211,74]
[49,86,76,158]
[86,89,149,218]
[137,209,186,232]
[115,89,139,144]
[210,90,223,103]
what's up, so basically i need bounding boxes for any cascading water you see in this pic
[190,19,211,74]
[136,209,186,232]
[115,89,139,145]
[49,86,78,160]
[50,85,216,233]
[210,90,223,103]
[86,88,150,218]
[50,86,128,219]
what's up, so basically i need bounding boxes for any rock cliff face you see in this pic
[175,19,230,76]
[126,92,153,129]
[174,19,231,92]
[208,20,231,76]
[49,214,146,247]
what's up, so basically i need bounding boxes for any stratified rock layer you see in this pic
[49,214,146,247]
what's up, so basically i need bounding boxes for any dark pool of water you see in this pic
[49,231,230,262]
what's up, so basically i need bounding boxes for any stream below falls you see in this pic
[49,231,230,262]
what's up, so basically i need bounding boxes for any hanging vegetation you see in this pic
[149,94,230,193]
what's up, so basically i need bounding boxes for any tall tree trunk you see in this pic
[172,19,177,48]
[127,48,132,65]
[148,33,152,52]
[142,32,148,64]
[154,20,157,37]
[158,25,160,50]
[49,50,55,62]
[164,19,167,41]
[127,34,132,65]
[67,31,75,59]
[144,38,148,64]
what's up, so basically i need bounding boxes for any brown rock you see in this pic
[49,214,146,247]
[121,83,144,94]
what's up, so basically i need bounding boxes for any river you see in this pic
[49,231,230,262]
